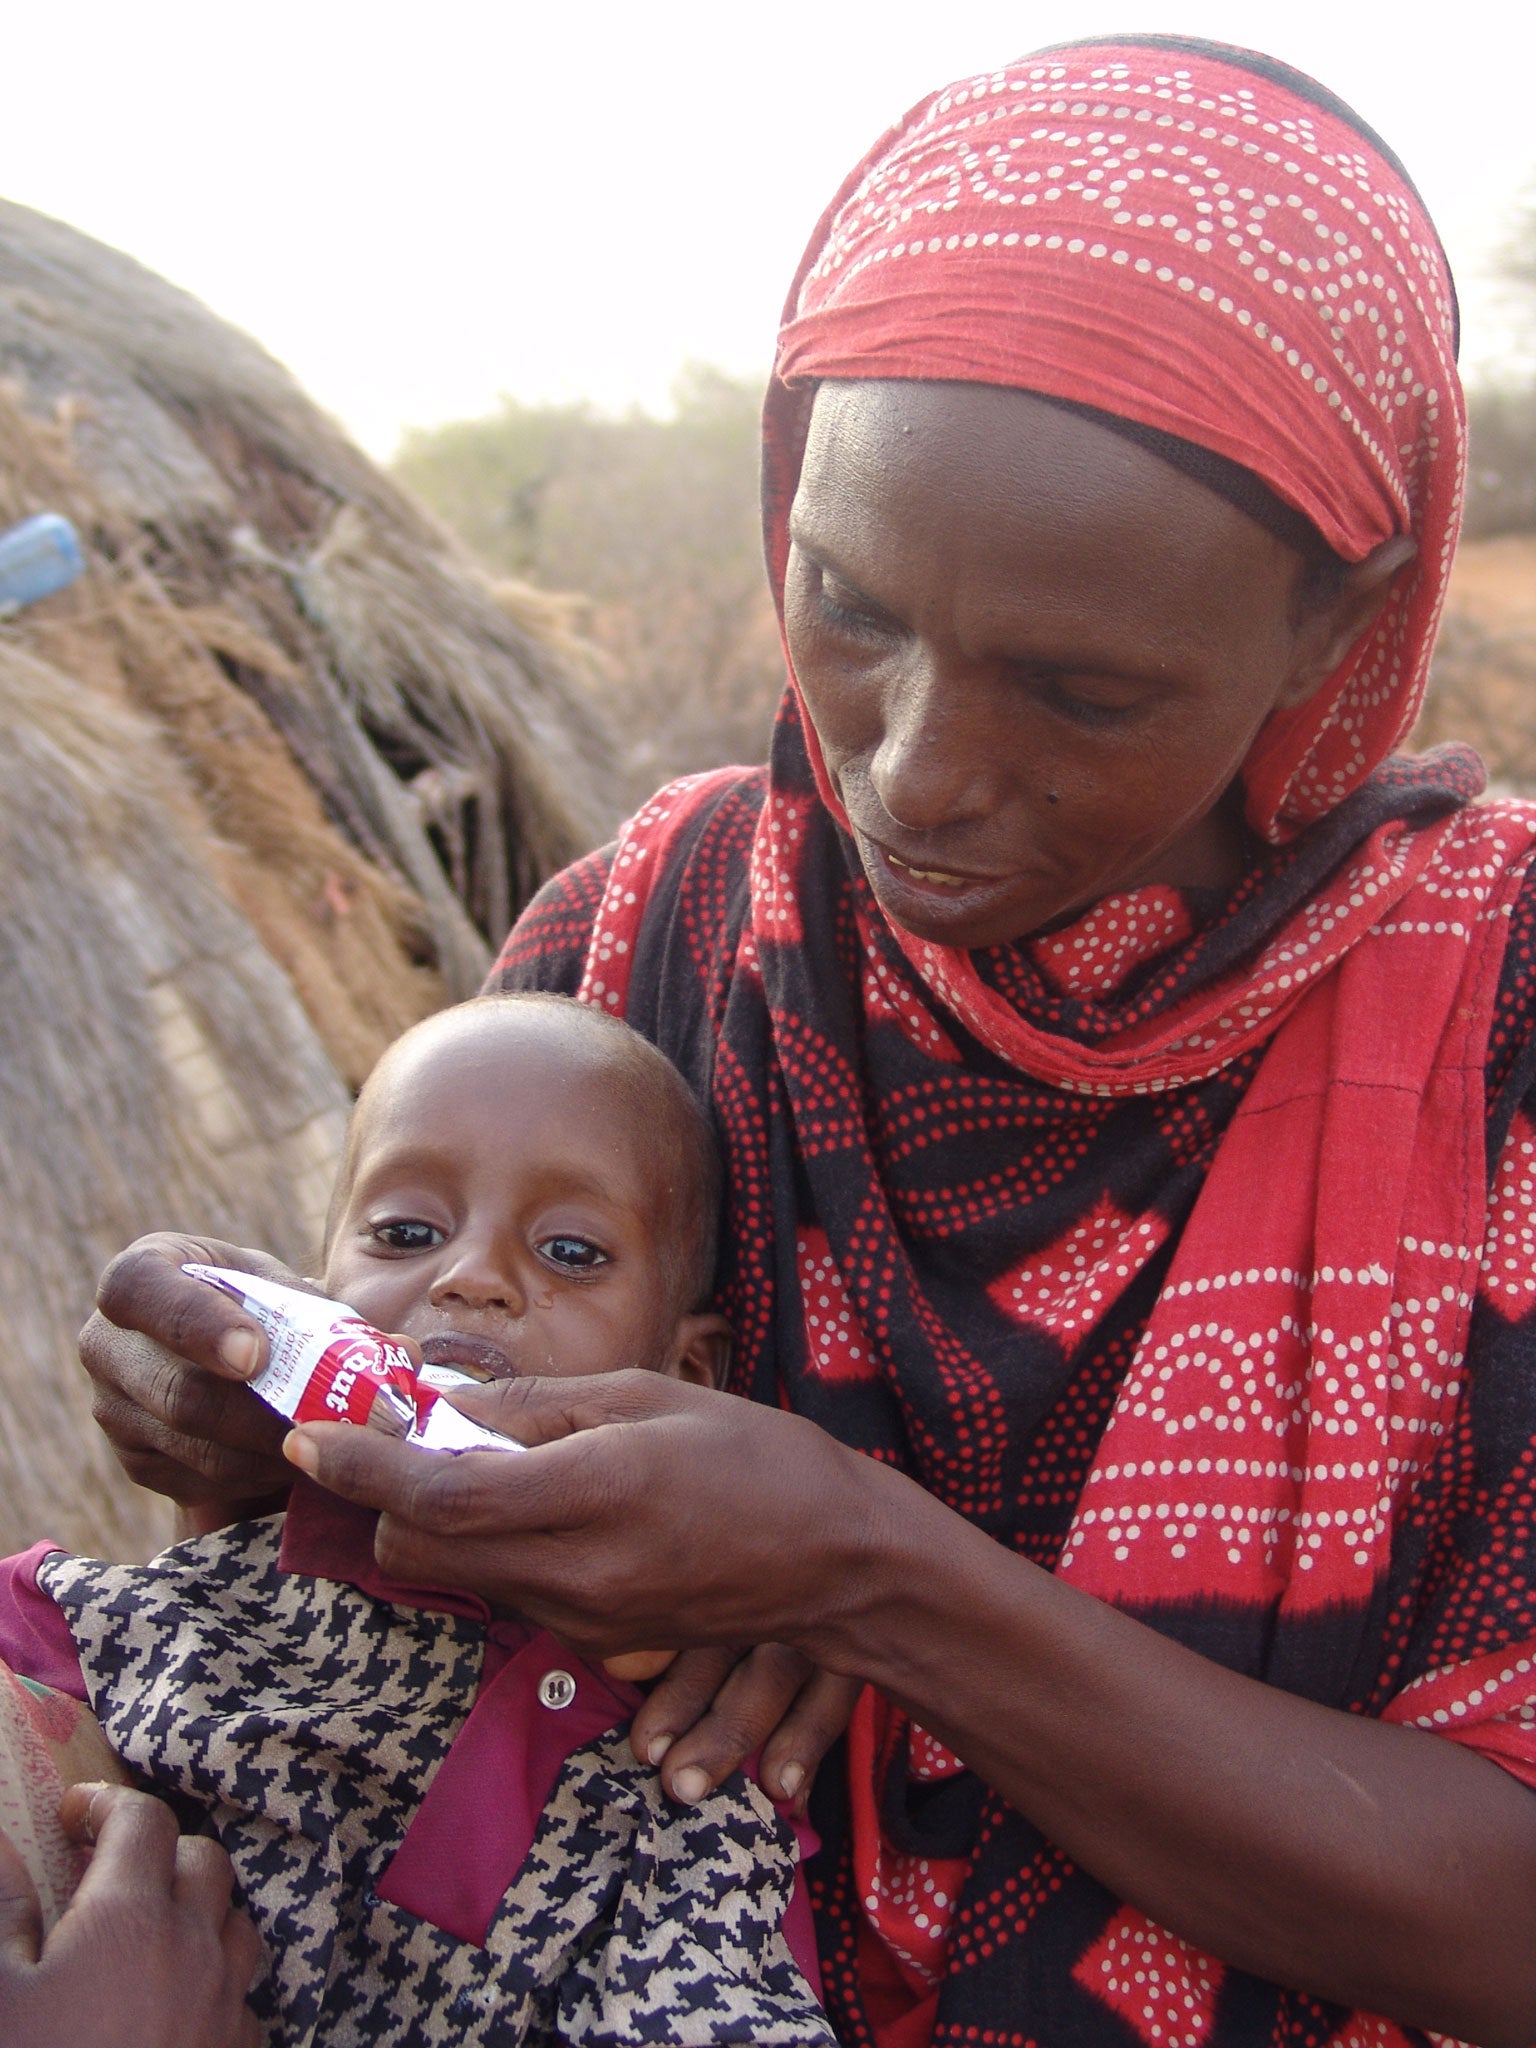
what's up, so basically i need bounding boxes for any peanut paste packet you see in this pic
[182,1264,526,1456]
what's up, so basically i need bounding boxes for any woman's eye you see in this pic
[814,570,892,642]
[369,1219,444,1253]
[538,1236,610,1272]
[1032,674,1142,729]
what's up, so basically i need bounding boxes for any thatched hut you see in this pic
[0,198,618,1558]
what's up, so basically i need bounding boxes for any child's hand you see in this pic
[0,1783,260,2048]
[628,1647,861,1817]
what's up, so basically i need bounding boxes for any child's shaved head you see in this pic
[327,994,721,1329]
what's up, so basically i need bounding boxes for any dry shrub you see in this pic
[1417,534,1536,790]
[394,369,785,811]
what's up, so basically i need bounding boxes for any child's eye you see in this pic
[537,1236,610,1272]
[369,1219,444,1253]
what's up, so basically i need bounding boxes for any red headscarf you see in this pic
[765,35,1463,844]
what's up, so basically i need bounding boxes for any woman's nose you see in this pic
[429,1246,526,1314]
[866,649,997,834]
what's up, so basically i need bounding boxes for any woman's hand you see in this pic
[0,1783,260,2048]
[80,1234,302,1531]
[283,1368,891,1655]
[283,1369,887,1804]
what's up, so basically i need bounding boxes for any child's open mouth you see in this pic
[417,1332,516,1385]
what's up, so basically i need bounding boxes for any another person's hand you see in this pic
[0,1782,260,2048]
[80,1234,305,1528]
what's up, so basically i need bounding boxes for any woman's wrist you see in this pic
[788,1448,1026,1687]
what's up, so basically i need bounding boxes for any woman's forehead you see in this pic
[795,379,1285,575]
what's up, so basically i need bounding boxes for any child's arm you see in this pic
[0,1783,259,2048]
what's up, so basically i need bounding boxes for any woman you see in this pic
[80,36,1536,2048]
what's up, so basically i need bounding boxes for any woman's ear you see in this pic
[665,1312,732,1389]
[1277,532,1417,709]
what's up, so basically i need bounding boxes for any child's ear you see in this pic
[665,1312,732,1390]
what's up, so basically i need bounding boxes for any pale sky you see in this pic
[1,0,1530,456]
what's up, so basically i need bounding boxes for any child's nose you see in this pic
[428,1248,526,1314]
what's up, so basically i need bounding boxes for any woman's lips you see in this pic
[851,820,1010,890]
[861,831,1015,902]
[884,849,977,891]
[418,1331,516,1383]
[848,829,1045,945]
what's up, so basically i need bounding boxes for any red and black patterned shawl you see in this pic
[496,38,1536,2048]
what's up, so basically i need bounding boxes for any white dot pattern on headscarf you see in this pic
[773,41,1463,841]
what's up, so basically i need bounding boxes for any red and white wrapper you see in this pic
[182,1265,525,1455]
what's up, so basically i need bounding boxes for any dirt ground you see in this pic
[1416,532,1536,783]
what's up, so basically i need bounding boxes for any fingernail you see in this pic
[219,1327,260,1378]
[778,1762,805,1801]
[646,1734,674,1767]
[77,1782,111,1840]
[282,1430,319,1475]
[669,1766,709,1805]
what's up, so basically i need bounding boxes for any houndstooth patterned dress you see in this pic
[41,1519,833,2048]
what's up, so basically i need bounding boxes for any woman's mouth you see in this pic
[884,850,976,890]
[418,1332,516,1384]
[863,833,1013,901]
[852,829,1051,947]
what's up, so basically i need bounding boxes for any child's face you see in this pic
[322,1011,721,1389]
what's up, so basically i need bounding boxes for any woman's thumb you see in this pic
[0,1822,44,1963]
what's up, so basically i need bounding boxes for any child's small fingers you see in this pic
[173,1830,240,1914]
[62,1782,182,1899]
[58,1778,127,1846]
[223,1898,265,1994]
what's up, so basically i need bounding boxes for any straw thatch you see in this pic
[0,199,619,1558]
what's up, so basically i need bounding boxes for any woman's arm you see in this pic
[284,1370,1536,2048]
[851,1473,1536,2048]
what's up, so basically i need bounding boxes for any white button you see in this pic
[538,1669,577,1710]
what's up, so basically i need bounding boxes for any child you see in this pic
[0,994,834,2048]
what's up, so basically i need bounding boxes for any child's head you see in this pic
[322,994,727,1390]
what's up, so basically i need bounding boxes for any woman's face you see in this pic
[784,380,1356,950]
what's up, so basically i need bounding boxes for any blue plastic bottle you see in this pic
[0,513,86,618]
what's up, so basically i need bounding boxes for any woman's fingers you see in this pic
[630,1647,743,1768]
[638,1644,852,1810]
[92,1234,302,1381]
[290,1371,884,1667]
[284,1369,701,1540]
[446,1365,705,1447]
[759,1667,864,1813]
[79,1234,301,1508]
